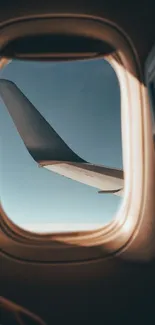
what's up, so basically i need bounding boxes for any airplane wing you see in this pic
[0,79,124,195]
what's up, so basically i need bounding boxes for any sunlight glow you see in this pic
[21,223,103,233]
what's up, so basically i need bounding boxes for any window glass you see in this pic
[0,58,123,233]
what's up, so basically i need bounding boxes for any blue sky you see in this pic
[0,58,123,232]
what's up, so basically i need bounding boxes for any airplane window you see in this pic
[0,58,123,233]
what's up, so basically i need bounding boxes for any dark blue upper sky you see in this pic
[0,58,123,232]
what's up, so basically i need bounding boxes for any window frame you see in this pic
[0,15,154,263]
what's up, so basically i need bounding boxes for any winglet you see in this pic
[0,79,85,164]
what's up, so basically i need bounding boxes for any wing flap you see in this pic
[40,161,124,195]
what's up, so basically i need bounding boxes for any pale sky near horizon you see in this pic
[0,58,123,232]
